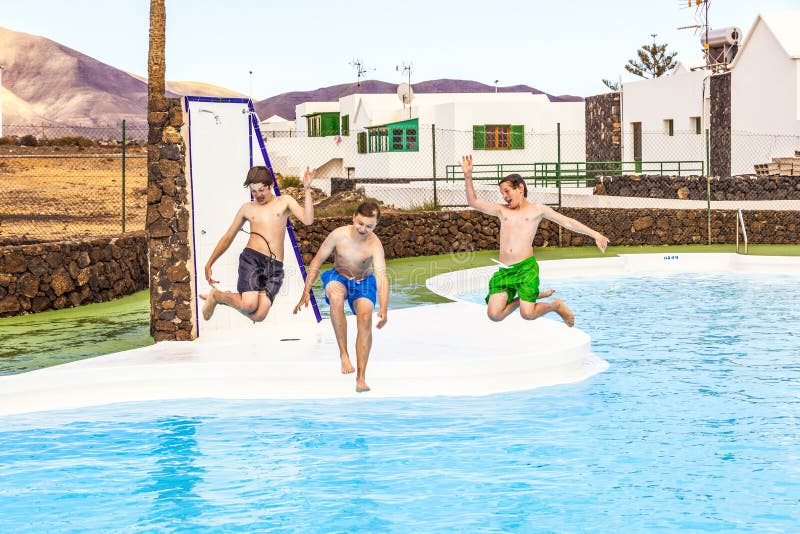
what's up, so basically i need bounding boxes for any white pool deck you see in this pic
[1,253,798,417]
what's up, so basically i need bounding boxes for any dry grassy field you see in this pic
[0,146,148,244]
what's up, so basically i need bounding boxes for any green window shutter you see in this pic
[357,132,367,153]
[473,125,485,150]
[341,115,349,136]
[510,125,524,149]
[321,113,340,136]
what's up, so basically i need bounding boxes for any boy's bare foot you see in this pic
[340,354,355,374]
[356,380,370,393]
[539,289,555,298]
[199,289,217,320]
[552,298,574,327]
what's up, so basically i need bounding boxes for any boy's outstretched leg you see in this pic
[519,298,574,327]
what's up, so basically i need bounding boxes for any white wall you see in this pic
[621,63,708,168]
[278,93,585,180]
[730,16,800,174]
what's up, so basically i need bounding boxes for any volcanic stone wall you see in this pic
[710,72,732,178]
[585,92,621,170]
[0,232,148,318]
[293,208,800,256]
[147,97,194,341]
[593,175,800,200]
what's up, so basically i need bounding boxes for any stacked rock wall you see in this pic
[0,233,148,317]
[594,175,800,200]
[147,97,194,341]
[585,92,621,167]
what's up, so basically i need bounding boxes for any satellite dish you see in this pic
[397,83,414,105]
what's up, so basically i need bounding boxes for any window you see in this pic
[487,125,510,149]
[341,115,350,136]
[365,119,418,153]
[691,116,701,135]
[472,124,525,150]
[664,119,674,137]
[368,127,388,153]
[307,115,320,137]
[357,131,367,154]
[305,112,341,137]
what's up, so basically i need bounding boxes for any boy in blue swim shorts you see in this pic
[294,202,389,393]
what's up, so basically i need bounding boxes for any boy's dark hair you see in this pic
[243,166,275,187]
[355,201,381,220]
[499,173,528,197]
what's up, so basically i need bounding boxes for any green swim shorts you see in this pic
[485,255,540,304]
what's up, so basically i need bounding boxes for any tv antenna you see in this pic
[678,0,710,65]
[396,61,413,117]
[350,59,373,92]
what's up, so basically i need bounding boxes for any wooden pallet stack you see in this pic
[754,150,800,176]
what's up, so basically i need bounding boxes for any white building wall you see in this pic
[730,17,800,174]
[621,64,708,168]
[271,93,587,180]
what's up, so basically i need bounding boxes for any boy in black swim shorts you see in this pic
[199,165,315,323]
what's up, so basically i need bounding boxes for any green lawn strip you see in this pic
[0,290,152,375]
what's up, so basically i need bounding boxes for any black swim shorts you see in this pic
[237,247,284,303]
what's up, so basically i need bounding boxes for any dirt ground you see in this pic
[0,146,148,244]
[0,147,395,245]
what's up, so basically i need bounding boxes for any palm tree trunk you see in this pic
[148,0,166,103]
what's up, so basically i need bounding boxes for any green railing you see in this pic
[445,160,705,188]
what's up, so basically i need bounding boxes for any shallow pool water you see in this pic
[1,272,799,532]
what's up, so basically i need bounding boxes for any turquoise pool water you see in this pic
[1,272,799,532]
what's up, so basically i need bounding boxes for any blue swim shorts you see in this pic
[320,268,377,314]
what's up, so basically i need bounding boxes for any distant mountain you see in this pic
[0,26,583,132]
[0,26,244,130]
[254,79,583,121]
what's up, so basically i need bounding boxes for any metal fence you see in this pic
[1,121,799,246]
[0,122,148,245]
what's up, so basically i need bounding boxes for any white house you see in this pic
[620,59,708,171]
[620,11,800,176]
[263,92,585,193]
[729,11,800,174]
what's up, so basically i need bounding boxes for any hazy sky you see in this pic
[2,0,798,99]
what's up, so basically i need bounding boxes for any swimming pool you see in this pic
[1,266,798,531]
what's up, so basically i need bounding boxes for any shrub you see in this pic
[407,201,441,212]
[0,136,19,146]
[19,134,38,147]
[279,176,302,189]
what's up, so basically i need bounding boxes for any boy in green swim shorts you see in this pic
[461,155,609,326]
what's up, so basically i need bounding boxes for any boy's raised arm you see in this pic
[461,155,501,217]
[287,167,316,225]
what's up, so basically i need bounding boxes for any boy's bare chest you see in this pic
[337,240,373,266]
[500,211,539,232]
[247,203,285,226]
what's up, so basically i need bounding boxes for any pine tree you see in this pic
[625,34,678,79]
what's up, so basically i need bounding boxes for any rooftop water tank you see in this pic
[700,27,742,47]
